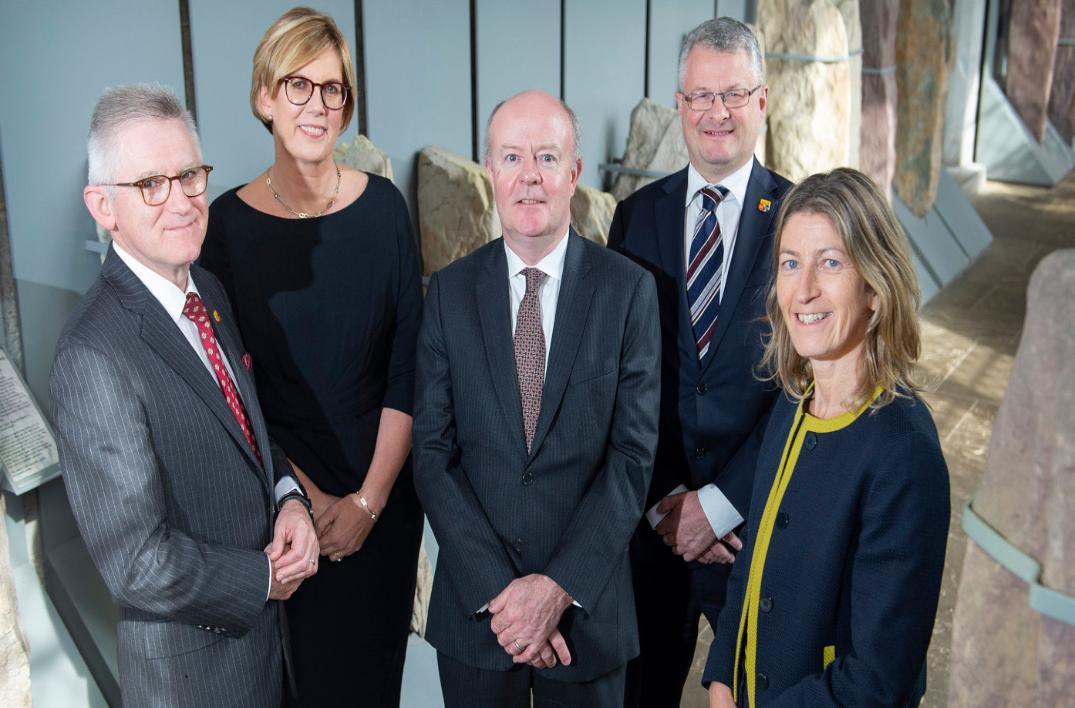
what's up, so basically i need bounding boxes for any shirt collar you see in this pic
[112,242,201,324]
[685,157,755,209]
[503,228,570,283]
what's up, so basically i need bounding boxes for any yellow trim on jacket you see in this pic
[733,385,883,706]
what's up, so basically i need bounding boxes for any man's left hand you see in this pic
[655,490,717,562]
[488,574,573,666]
[268,499,319,584]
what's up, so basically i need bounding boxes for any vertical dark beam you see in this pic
[560,0,566,99]
[178,0,197,124]
[644,0,652,98]
[470,0,479,161]
[354,0,368,136]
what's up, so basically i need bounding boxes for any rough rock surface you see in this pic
[0,495,31,708]
[759,0,851,182]
[1048,0,1075,143]
[835,0,863,169]
[948,249,1075,707]
[894,0,952,217]
[571,184,615,246]
[417,146,500,276]
[333,133,394,181]
[610,98,687,201]
[410,539,432,637]
[1006,0,1062,144]
[861,0,899,200]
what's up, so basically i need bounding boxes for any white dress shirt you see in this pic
[665,159,758,539]
[112,243,299,598]
[504,229,570,371]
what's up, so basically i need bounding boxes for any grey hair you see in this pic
[678,17,765,88]
[87,84,200,185]
[482,91,582,164]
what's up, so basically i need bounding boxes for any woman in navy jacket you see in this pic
[705,168,950,707]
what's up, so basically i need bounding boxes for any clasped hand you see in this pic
[488,574,573,669]
[266,499,319,600]
[315,492,376,560]
[655,490,742,563]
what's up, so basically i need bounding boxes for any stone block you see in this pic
[860,0,899,200]
[1006,0,1062,144]
[610,98,687,202]
[894,0,952,217]
[948,249,1075,707]
[1048,0,1075,143]
[570,184,615,246]
[333,133,394,181]
[835,0,863,169]
[759,0,852,182]
[417,146,500,276]
[0,496,31,708]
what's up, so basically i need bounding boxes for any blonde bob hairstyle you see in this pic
[249,7,357,134]
[759,168,922,409]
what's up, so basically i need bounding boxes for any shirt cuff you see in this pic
[274,476,301,503]
[266,557,272,602]
[697,483,744,539]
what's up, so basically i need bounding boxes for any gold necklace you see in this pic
[266,163,341,218]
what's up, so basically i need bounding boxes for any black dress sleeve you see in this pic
[381,185,422,416]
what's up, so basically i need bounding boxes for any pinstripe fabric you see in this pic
[413,231,662,683]
[50,249,289,707]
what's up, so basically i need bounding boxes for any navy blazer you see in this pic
[413,231,661,681]
[608,159,792,516]
[704,392,950,706]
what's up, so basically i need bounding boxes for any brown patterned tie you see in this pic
[514,267,547,453]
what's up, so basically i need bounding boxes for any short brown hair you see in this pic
[760,168,922,409]
[249,7,357,133]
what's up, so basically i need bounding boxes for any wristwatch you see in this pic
[277,489,314,521]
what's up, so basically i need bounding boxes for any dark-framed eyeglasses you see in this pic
[279,76,349,110]
[680,85,763,111]
[106,165,213,206]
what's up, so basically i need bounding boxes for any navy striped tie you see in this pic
[688,186,727,360]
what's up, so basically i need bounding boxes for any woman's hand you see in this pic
[709,682,736,708]
[315,494,376,560]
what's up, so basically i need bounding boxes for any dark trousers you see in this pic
[438,652,626,708]
[624,529,734,708]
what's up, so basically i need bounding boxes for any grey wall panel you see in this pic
[475,0,561,164]
[0,1,184,296]
[188,0,357,191]
[364,0,472,213]
[715,0,752,23]
[647,1,715,105]
[564,0,648,188]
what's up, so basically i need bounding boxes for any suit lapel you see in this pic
[702,159,778,374]
[658,169,703,379]
[104,252,266,479]
[476,241,528,453]
[527,231,593,461]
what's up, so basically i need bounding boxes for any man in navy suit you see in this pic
[607,18,793,708]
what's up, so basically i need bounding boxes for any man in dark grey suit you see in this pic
[50,85,318,707]
[413,90,661,707]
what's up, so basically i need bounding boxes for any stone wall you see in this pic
[861,0,900,200]
[1048,0,1075,143]
[1005,0,1062,143]
[0,496,32,708]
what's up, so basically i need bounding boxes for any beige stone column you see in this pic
[759,0,852,182]
[894,0,952,217]
[860,0,900,200]
[948,250,1075,707]
[835,0,863,169]
[1006,0,1062,143]
[1048,0,1075,143]
[0,496,32,708]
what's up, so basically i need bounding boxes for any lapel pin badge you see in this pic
[242,353,253,370]
[758,198,772,213]
[212,309,222,323]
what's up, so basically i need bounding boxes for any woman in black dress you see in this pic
[199,8,422,706]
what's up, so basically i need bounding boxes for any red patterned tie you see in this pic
[182,292,262,464]
[514,268,547,453]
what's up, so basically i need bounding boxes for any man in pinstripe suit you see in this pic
[413,90,661,707]
[49,85,318,707]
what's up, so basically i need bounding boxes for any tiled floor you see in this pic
[681,173,1075,707]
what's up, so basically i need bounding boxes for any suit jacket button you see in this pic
[514,538,523,552]
[759,595,773,612]
[521,472,534,486]
[776,511,789,529]
[804,432,818,450]
[757,672,769,690]
[695,447,707,459]
[696,383,708,394]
